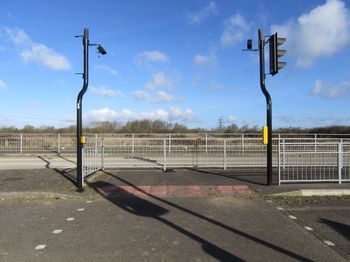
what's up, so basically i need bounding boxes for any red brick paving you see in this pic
[150,185,168,197]
[200,185,221,196]
[217,185,237,196]
[132,186,152,197]
[99,185,254,198]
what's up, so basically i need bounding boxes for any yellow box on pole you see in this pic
[81,136,86,144]
[263,126,268,145]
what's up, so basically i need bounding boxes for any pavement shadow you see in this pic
[318,218,350,241]
[89,180,244,261]
[88,171,313,262]
[57,155,76,165]
[37,156,77,187]
[186,167,279,186]
[52,168,77,187]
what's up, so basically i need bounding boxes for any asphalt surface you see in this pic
[271,196,350,260]
[0,164,349,261]
[1,195,347,262]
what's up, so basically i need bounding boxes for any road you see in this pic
[0,194,347,262]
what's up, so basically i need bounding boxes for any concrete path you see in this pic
[0,155,76,170]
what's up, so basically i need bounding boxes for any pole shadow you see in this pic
[89,180,244,261]
[185,167,279,186]
[318,218,350,241]
[37,155,77,187]
[88,171,313,262]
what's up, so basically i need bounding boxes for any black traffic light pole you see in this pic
[76,28,89,191]
[258,28,273,186]
[244,28,286,186]
[75,28,107,191]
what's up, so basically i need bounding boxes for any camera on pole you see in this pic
[269,33,286,76]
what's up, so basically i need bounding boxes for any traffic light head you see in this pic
[269,33,286,75]
[247,39,253,50]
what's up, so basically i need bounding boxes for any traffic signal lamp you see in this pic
[269,33,286,75]
[247,39,252,50]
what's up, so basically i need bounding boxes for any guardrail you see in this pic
[278,140,350,184]
[1,133,350,153]
[82,145,104,178]
[82,137,350,185]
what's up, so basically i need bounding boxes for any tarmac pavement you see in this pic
[0,162,349,261]
[1,194,347,262]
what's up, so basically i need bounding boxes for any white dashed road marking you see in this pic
[86,200,93,204]
[288,215,297,220]
[277,207,284,210]
[77,208,85,212]
[35,245,46,250]
[52,229,63,234]
[66,217,75,221]
[304,226,313,231]
[324,240,335,246]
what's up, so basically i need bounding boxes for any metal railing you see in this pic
[1,133,350,153]
[82,145,104,178]
[95,137,271,170]
[81,136,350,185]
[278,140,350,184]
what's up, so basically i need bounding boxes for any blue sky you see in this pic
[0,0,350,129]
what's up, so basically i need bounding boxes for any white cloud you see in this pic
[145,72,174,90]
[193,50,218,67]
[84,107,194,123]
[132,90,151,101]
[154,91,176,103]
[0,80,6,90]
[3,27,71,71]
[271,0,350,67]
[187,1,218,25]
[227,115,238,123]
[94,64,118,76]
[134,51,169,66]
[221,14,251,47]
[20,44,71,71]
[168,107,194,122]
[90,86,126,98]
[278,114,350,126]
[4,27,30,45]
[132,89,179,103]
[311,79,350,99]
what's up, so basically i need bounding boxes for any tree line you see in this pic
[0,120,350,134]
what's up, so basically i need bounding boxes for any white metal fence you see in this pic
[278,140,350,184]
[1,133,350,153]
[1,133,349,184]
[82,136,350,184]
[82,146,104,178]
